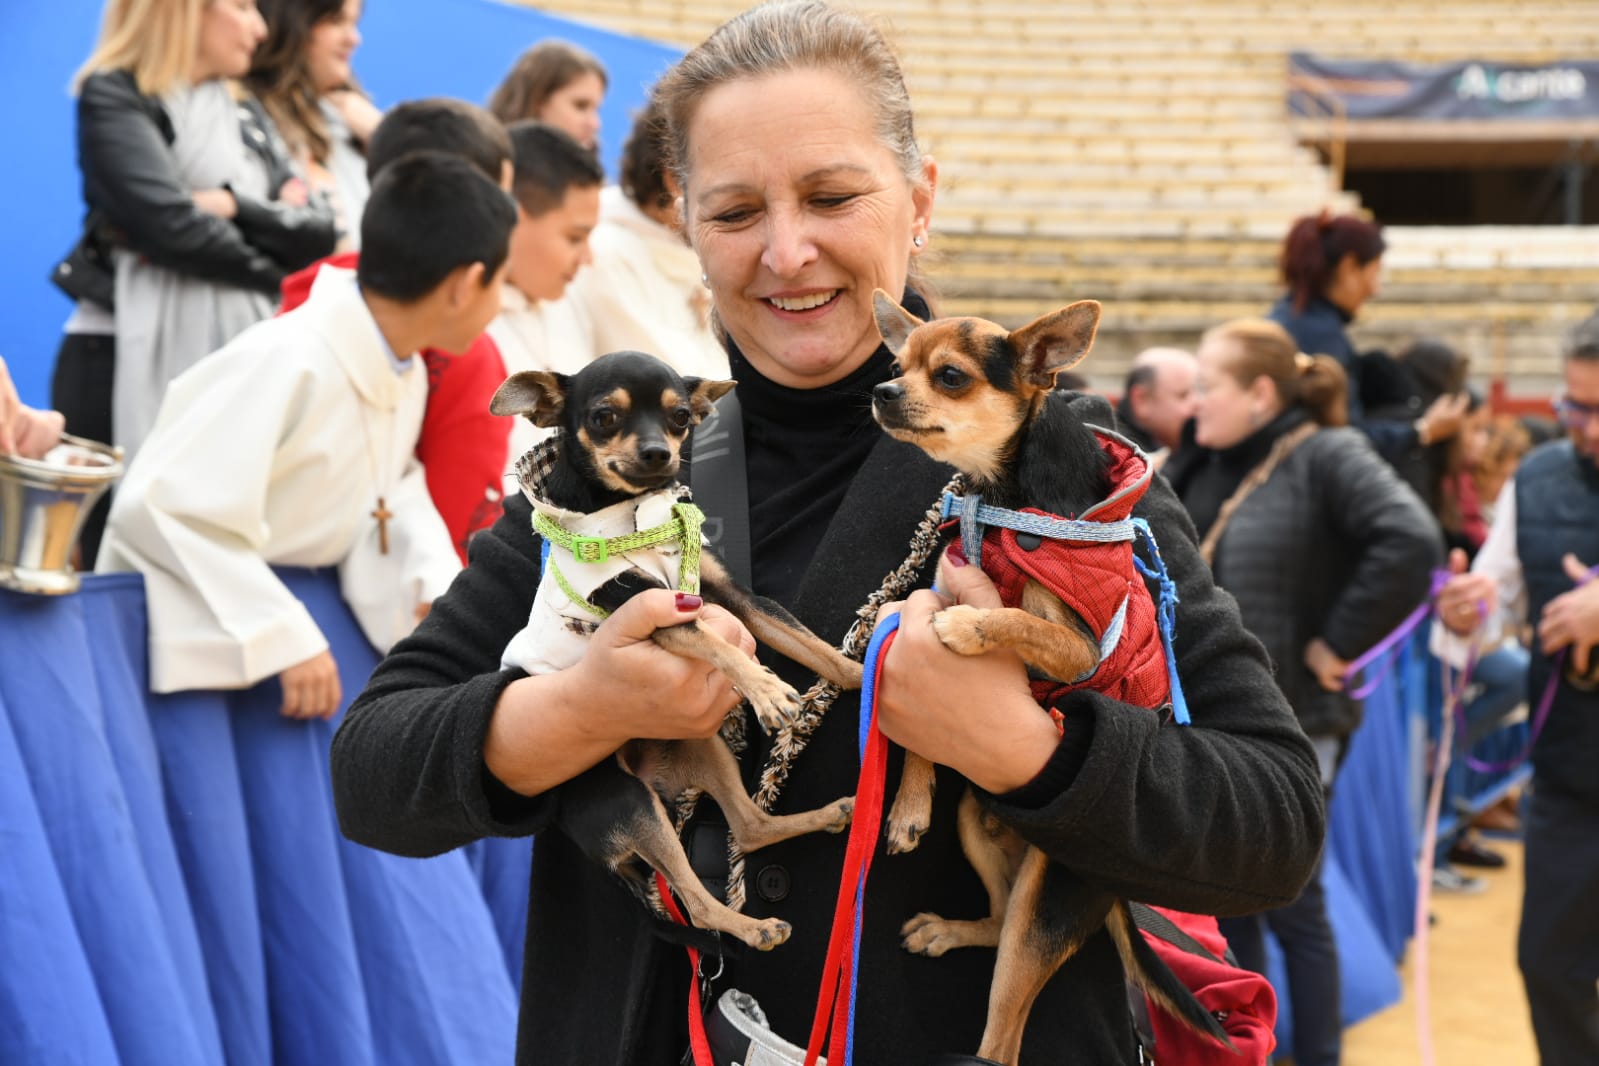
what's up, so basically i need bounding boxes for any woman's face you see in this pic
[684,67,936,389]
[1193,337,1263,450]
[1329,253,1383,314]
[536,71,605,150]
[305,0,362,94]
[196,0,268,82]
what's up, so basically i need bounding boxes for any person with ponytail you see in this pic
[1166,317,1442,1066]
[1271,211,1466,464]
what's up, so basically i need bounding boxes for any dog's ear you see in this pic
[1008,300,1101,388]
[490,370,569,428]
[682,377,736,421]
[872,288,923,357]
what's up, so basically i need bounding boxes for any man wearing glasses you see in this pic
[1434,311,1599,1065]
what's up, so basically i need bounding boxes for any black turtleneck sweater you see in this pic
[1168,408,1311,541]
[729,291,929,608]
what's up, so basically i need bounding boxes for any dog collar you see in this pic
[533,502,706,618]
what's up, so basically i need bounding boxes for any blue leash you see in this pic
[842,609,901,1066]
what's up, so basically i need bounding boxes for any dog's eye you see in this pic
[936,365,968,389]
[667,407,693,432]
[589,408,620,433]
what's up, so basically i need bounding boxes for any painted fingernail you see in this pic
[675,593,703,612]
[946,543,968,567]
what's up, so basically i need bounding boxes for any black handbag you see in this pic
[50,214,116,310]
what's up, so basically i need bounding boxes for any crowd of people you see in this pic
[6,0,1599,1064]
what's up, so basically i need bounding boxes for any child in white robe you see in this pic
[99,152,518,714]
[484,122,604,460]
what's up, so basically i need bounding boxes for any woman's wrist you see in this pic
[484,669,619,797]
[961,693,1063,794]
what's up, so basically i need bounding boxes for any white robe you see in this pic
[98,268,460,693]
[566,186,731,383]
[487,285,597,459]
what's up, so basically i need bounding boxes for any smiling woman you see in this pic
[330,4,1328,1064]
[248,0,376,244]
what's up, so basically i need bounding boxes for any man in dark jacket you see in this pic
[1115,346,1197,458]
[1434,313,1599,1065]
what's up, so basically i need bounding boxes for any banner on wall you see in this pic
[1288,52,1599,122]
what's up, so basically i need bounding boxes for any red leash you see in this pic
[657,871,716,1066]
[804,623,899,1066]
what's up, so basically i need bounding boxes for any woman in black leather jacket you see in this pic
[51,0,337,564]
[1166,317,1442,1066]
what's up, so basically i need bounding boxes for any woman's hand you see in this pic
[876,549,1061,794]
[192,188,238,219]
[485,590,758,798]
[566,591,755,743]
[1438,546,1496,636]
[1415,391,1469,446]
[1304,637,1350,692]
[327,90,384,146]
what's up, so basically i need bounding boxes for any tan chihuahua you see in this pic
[868,292,1229,1064]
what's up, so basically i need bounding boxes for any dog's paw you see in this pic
[885,793,933,855]
[822,796,854,834]
[931,604,991,656]
[900,912,998,956]
[885,815,929,855]
[747,917,792,951]
[739,666,803,734]
[900,912,956,957]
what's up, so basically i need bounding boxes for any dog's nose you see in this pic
[638,442,672,469]
[873,381,905,405]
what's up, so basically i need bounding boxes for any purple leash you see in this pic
[1343,570,1451,700]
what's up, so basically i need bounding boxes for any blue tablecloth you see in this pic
[0,571,528,1065]
[2,571,1444,1061]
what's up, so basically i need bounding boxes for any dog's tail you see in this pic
[1105,898,1235,1051]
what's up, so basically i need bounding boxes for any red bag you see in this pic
[1134,905,1277,1065]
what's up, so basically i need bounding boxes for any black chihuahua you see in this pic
[490,351,864,950]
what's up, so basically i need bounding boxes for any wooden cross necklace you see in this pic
[356,397,397,555]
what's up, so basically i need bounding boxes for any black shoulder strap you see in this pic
[689,392,753,588]
[1128,901,1234,967]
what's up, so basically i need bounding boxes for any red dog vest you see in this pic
[960,431,1171,711]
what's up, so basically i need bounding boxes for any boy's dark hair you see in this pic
[365,98,512,184]
[358,152,517,303]
[507,120,605,217]
[619,96,674,214]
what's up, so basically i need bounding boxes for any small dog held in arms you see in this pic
[491,351,863,951]
[868,291,1231,1064]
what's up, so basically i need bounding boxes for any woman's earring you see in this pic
[912,233,926,248]
[700,273,710,287]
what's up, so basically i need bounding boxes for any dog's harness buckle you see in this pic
[568,534,610,564]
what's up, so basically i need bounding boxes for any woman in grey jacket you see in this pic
[1167,317,1443,1066]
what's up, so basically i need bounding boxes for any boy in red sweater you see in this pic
[281,98,516,562]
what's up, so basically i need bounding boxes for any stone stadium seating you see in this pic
[522,0,1599,393]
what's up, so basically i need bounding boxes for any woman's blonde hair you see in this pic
[75,0,204,96]
[651,0,934,301]
[1204,318,1349,428]
[653,0,923,194]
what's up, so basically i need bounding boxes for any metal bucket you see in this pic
[0,434,124,595]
